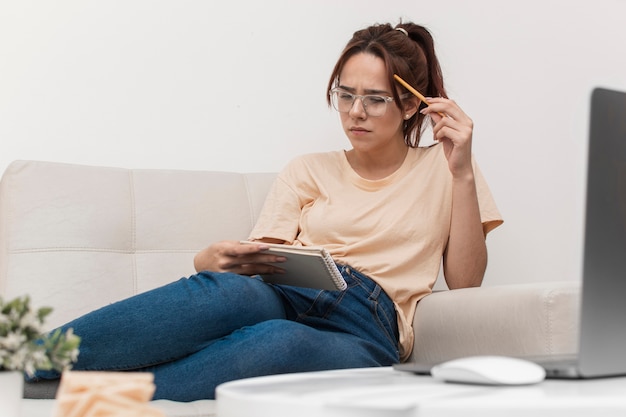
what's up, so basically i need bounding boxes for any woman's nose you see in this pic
[348,97,367,118]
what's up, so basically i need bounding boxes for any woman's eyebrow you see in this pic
[337,85,391,95]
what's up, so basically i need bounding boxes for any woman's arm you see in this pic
[443,172,487,288]
[421,97,487,289]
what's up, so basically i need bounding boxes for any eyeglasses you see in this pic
[329,88,409,117]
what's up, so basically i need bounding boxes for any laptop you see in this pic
[538,87,626,378]
[394,87,626,379]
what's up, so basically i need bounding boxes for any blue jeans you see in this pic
[36,265,399,401]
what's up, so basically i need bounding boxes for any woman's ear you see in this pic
[402,98,419,120]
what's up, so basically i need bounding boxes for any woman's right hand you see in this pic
[193,240,287,276]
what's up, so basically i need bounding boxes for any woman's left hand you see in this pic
[420,98,474,178]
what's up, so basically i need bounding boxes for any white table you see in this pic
[216,367,626,417]
[21,398,217,417]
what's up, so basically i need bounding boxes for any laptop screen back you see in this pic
[579,87,626,376]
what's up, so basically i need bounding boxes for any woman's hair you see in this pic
[326,22,447,147]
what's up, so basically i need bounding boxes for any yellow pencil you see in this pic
[393,74,445,117]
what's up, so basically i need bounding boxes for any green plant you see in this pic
[0,295,80,377]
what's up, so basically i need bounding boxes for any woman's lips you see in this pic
[349,126,370,135]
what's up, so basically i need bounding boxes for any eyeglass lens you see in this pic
[331,90,389,117]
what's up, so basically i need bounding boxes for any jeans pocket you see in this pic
[298,288,347,320]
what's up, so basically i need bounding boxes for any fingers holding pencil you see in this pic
[393,74,445,117]
[393,73,467,124]
[393,73,473,145]
[393,74,475,177]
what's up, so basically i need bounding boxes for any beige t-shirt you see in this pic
[249,144,503,360]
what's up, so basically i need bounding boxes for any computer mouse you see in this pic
[431,355,546,386]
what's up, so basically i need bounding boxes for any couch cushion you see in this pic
[409,281,580,363]
[0,160,276,329]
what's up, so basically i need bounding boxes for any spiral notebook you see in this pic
[240,242,347,291]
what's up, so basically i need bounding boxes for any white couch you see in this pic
[0,160,580,416]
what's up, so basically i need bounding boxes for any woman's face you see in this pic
[336,52,409,153]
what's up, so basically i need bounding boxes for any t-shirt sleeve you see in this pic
[248,158,309,243]
[473,160,504,235]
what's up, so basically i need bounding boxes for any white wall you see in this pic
[2,0,626,287]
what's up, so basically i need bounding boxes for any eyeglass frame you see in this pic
[329,87,412,117]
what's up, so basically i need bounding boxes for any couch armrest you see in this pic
[408,281,580,363]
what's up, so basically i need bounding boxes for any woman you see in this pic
[33,21,502,401]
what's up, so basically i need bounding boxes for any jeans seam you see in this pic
[371,298,399,349]
[346,267,399,349]
[348,268,399,349]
